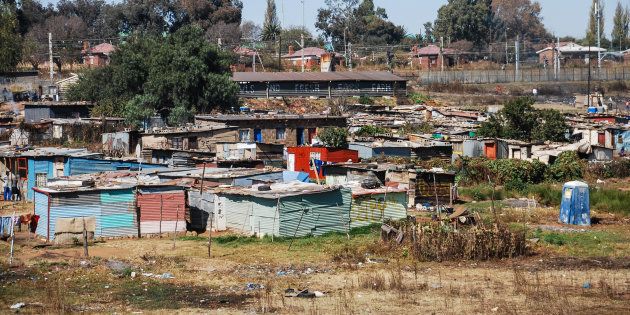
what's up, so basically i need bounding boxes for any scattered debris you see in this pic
[10,302,25,310]
[245,283,264,291]
[583,281,591,289]
[79,260,91,268]
[284,288,324,298]
[106,260,131,273]
[381,224,404,244]
[158,272,174,279]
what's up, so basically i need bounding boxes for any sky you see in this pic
[240,0,622,39]
[40,0,624,39]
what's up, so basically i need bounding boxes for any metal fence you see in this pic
[397,67,630,84]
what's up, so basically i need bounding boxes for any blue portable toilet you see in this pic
[559,181,590,226]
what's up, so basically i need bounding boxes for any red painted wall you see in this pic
[137,191,186,222]
[287,147,359,179]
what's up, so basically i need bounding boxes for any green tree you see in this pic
[478,97,568,142]
[611,1,629,50]
[316,0,405,46]
[262,0,281,40]
[585,0,605,45]
[0,2,21,72]
[491,0,550,42]
[318,127,349,148]
[433,0,495,47]
[67,25,238,125]
[532,109,568,142]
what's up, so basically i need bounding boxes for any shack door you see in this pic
[254,129,262,143]
[484,143,497,160]
[296,128,305,146]
[598,132,605,146]
[307,128,317,144]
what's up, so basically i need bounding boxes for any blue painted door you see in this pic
[254,129,262,143]
[296,128,305,146]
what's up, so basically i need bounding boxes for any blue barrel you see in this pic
[587,107,597,113]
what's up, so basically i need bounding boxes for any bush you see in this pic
[358,95,374,105]
[355,125,389,137]
[545,151,585,182]
[408,92,431,104]
[317,127,349,148]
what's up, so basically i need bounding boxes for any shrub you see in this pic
[408,92,431,104]
[355,125,389,137]
[545,151,585,182]
[358,95,375,105]
[317,127,349,148]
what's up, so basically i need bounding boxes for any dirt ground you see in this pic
[1,201,629,314]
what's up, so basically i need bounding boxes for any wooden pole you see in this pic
[82,217,89,257]
[159,195,163,237]
[9,211,15,265]
[488,175,497,221]
[207,212,213,258]
[288,209,306,250]
[173,205,179,249]
[433,174,440,216]
[311,158,321,185]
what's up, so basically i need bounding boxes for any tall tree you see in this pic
[492,0,550,42]
[67,25,238,125]
[585,0,605,45]
[433,0,495,47]
[0,2,22,72]
[423,22,434,44]
[262,0,281,40]
[316,0,404,46]
[611,1,629,50]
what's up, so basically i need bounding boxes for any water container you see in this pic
[587,107,597,114]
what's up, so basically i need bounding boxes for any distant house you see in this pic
[82,43,116,67]
[282,46,340,70]
[536,42,606,65]
[411,45,466,70]
[231,46,260,72]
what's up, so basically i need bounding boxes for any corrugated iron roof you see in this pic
[232,71,406,83]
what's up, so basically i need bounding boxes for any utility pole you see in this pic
[555,37,560,80]
[596,0,602,69]
[301,0,305,72]
[277,35,282,70]
[348,43,352,71]
[440,36,445,72]
[48,32,54,83]
[301,33,305,72]
[515,35,520,81]
[505,30,509,67]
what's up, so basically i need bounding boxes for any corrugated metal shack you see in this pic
[34,186,137,241]
[187,190,227,232]
[137,186,187,235]
[24,102,93,123]
[66,157,163,175]
[410,169,457,206]
[350,187,407,229]
[233,71,407,98]
[216,183,352,237]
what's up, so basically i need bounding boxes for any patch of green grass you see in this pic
[178,235,208,241]
[590,189,630,216]
[532,229,628,257]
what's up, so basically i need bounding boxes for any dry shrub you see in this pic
[411,225,527,262]
[256,282,277,313]
[47,278,69,313]
[358,272,387,291]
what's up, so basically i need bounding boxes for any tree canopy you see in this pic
[611,1,629,50]
[585,0,606,45]
[433,0,495,47]
[491,0,550,42]
[262,0,281,40]
[0,2,22,72]
[316,0,405,47]
[477,97,568,142]
[66,25,238,126]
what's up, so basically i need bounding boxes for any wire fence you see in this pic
[395,66,630,84]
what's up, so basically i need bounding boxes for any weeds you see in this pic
[411,225,528,261]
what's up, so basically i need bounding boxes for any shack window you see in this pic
[276,128,286,140]
[239,129,250,142]
[171,137,183,150]
[188,137,198,150]
[35,173,47,187]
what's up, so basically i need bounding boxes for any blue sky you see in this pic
[242,0,621,39]
[41,0,623,38]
